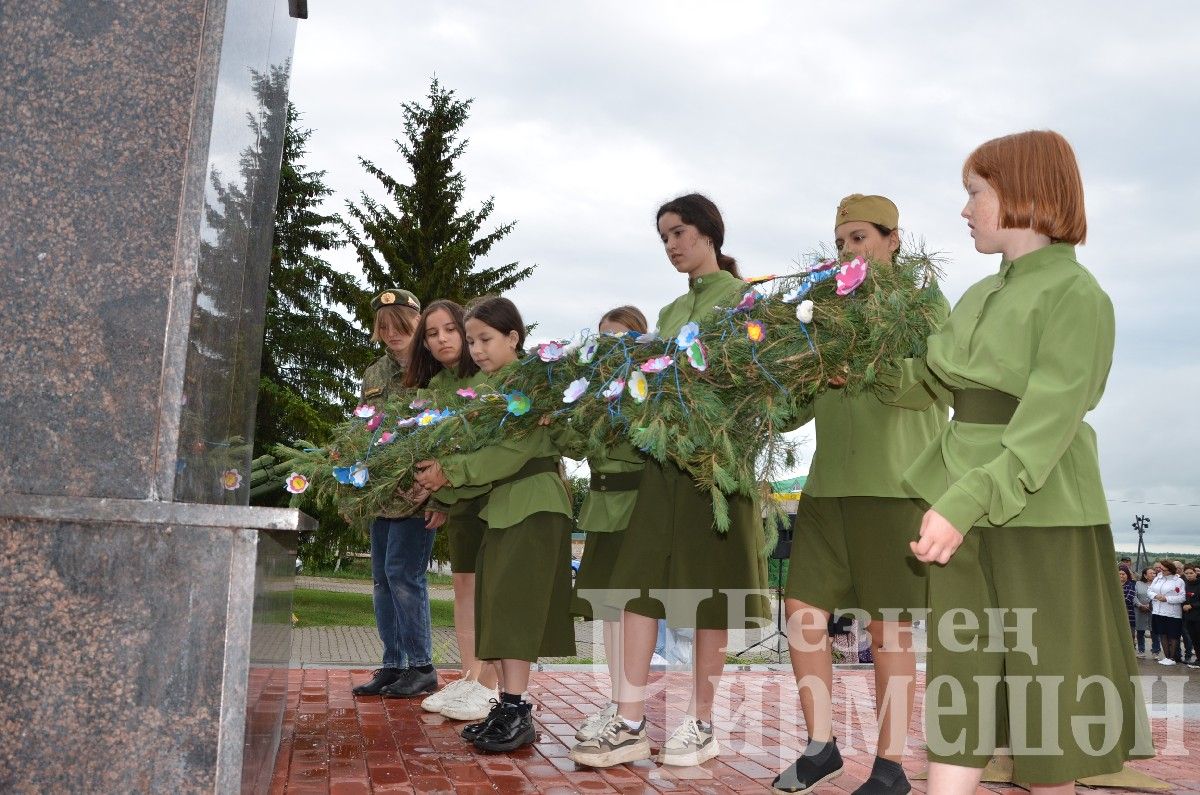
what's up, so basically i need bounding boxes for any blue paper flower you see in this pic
[676,321,700,347]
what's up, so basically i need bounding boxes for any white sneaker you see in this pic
[421,677,469,712]
[440,680,498,721]
[575,703,618,742]
[569,714,652,768]
[657,717,720,766]
[1158,658,1176,666]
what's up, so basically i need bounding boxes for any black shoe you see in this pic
[461,699,505,741]
[352,667,403,696]
[473,702,535,753]
[379,667,438,698]
[851,756,910,795]
[772,738,843,794]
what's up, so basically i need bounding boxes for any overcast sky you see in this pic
[291,1,1200,553]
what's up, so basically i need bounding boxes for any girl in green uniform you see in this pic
[414,296,575,753]
[772,195,948,795]
[886,131,1150,791]
[399,300,501,722]
[556,305,650,744]
[571,193,769,769]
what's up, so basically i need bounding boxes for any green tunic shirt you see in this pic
[654,269,748,338]
[438,365,572,530]
[798,292,950,498]
[885,243,1114,533]
[555,425,645,533]
[423,368,491,510]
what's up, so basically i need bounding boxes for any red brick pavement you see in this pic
[269,668,1199,794]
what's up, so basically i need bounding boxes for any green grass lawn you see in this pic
[292,588,454,628]
[305,560,454,586]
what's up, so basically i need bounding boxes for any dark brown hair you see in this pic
[962,130,1087,244]
[404,299,479,388]
[599,305,648,334]
[655,193,741,278]
[464,295,527,355]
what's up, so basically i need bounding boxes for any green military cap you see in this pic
[371,289,421,313]
[835,194,899,230]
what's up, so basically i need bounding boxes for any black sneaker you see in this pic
[772,738,843,794]
[380,667,438,698]
[473,701,535,753]
[351,667,403,696]
[461,699,504,741]
[851,756,911,795]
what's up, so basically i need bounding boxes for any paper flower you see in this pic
[782,280,814,303]
[812,258,839,272]
[353,404,376,419]
[537,341,567,362]
[220,469,242,491]
[409,398,430,410]
[285,472,309,495]
[365,413,383,431]
[746,320,766,343]
[506,391,532,416]
[747,273,777,284]
[456,387,477,399]
[634,332,660,344]
[640,355,673,373]
[578,339,599,363]
[333,462,369,488]
[417,408,452,427]
[627,370,649,403]
[686,340,708,371]
[601,379,625,400]
[836,256,868,295]
[796,300,814,324]
[562,378,589,404]
[397,416,418,428]
[735,290,758,312]
[675,321,701,347]
[375,431,396,445]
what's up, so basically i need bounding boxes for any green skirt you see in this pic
[605,460,769,630]
[785,495,927,622]
[925,523,1153,783]
[474,511,576,662]
[572,530,626,622]
[446,495,487,574]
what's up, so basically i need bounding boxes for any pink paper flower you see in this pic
[640,355,673,374]
[601,379,625,400]
[735,290,758,311]
[409,398,431,410]
[375,431,395,445]
[456,387,477,399]
[836,256,868,295]
[365,413,383,431]
[353,404,376,419]
[537,341,567,362]
[285,472,309,495]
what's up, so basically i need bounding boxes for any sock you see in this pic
[500,691,522,706]
[618,715,643,732]
[696,718,711,731]
[803,736,836,761]
[415,664,434,674]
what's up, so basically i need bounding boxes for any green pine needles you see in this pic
[277,249,944,532]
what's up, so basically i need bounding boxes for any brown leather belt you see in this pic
[952,389,1019,424]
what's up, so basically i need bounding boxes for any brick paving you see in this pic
[268,667,1199,794]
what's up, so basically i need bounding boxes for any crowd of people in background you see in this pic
[1119,557,1200,668]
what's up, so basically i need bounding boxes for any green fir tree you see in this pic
[344,78,533,307]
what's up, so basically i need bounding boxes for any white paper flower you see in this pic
[562,378,589,403]
[796,300,814,324]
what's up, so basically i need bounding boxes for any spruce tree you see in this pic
[345,78,533,307]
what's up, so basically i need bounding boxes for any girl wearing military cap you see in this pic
[352,289,444,701]
[402,299,502,722]
[414,296,575,754]
[886,131,1150,789]
[772,195,949,795]
[571,194,770,769]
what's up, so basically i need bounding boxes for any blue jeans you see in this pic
[370,516,435,669]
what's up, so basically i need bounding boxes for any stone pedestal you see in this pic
[0,1,308,792]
